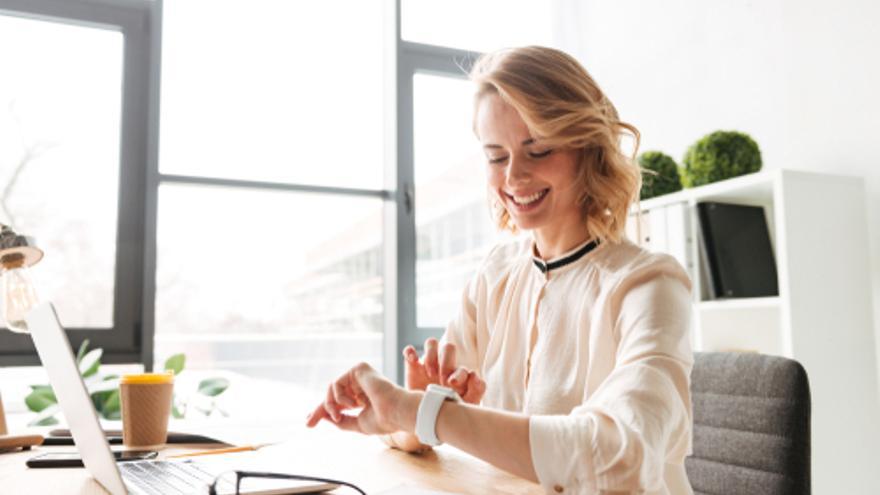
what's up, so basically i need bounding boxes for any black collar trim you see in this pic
[532,239,600,274]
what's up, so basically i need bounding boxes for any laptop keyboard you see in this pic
[119,459,234,495]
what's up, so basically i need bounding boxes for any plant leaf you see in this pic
[27,403,60,426]
[88,377,120,395]
[78,348,103,378]
[197,377,229,397]
[76,339,90,364]
[29,415,60,427]
[101,390,121,418]
[164,354,186,375]
[25,388,57,412]
[172,403,184,419]
[91,389,112,413]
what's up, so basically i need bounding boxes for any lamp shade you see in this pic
[0,224,43,268]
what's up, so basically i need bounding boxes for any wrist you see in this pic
[396,389,423,432]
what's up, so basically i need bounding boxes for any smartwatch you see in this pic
[415,384,461,446]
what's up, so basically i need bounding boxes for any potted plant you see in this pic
[638,151,683,200]
[680,130,762,187]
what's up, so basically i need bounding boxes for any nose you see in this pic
[505,154,531,187]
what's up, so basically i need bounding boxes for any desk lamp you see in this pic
[0,223,44,452]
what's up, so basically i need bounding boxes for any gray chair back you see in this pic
[686,352,811,494]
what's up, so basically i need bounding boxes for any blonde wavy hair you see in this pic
[470,46,641,243]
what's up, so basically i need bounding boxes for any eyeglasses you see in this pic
[209,470,366,495]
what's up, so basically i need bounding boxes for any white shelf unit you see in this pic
[628,169,880,493]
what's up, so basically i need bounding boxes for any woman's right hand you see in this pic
[384,338,486,453]
[403,338,485,404]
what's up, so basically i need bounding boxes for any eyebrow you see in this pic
[483,138,536,149]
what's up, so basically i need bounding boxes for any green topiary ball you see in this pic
[680,130,762,188]
[638,151,682,200]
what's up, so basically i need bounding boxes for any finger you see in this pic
[423,338,439,380]
[447,367,469,394]
[448,367,468,385]
[403,345,428,389]
[403,345,420,365]
[305,401,329,428]
[351,361,378,386]
[461,371,486,404]
[438,343,457,386]
[334,414,364,434]
[324,385,342,423]
[346,367,367,406]
[333,379,356,409]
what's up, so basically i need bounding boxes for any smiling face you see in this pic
[476,92,586,242]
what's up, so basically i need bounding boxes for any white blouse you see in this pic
[441,236,694,494]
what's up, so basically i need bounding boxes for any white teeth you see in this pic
[512,190,546,205]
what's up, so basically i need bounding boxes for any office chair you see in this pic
[686,352,811,494]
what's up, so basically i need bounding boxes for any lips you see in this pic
[505,188,549,212]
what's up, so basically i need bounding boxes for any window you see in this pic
[159,0,385,190]
[0,0,157,366]
[155,0,388,390]
[0,15,121,328]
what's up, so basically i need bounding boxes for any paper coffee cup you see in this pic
[0,392,8,436]
[120,373,174,448]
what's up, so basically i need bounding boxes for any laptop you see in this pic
[26,302,336,495]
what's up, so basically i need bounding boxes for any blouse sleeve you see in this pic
[438,261,486,374]
[528,259,694,493]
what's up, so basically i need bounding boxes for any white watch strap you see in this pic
[415,384,460,446]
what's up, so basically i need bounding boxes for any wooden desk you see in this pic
[0,425,542,494]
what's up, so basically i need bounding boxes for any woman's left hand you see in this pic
[305,362,416,435]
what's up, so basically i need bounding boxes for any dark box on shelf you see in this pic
[697,201,779,299]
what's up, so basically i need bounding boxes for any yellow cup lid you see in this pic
[120,372,174,385]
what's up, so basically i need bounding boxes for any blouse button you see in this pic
[553,485,564,493]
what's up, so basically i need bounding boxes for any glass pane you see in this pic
[414,74,514,328]
[160,1,385,190]
[0,15,122,328]
[155,185,383,391]
[402,0,555,52]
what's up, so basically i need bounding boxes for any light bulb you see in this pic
[1,262,39,333]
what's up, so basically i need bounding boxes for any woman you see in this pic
[306,46,693,494]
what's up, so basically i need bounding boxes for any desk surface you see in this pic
[0,425,543,494]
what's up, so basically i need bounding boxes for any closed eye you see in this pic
[528,149,553,159]
[488,155,509,164]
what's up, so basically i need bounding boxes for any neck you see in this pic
[531,217,592,260]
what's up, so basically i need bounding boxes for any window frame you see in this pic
[0,0,160,366]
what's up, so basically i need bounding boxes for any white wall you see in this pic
[552,0,880,492]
